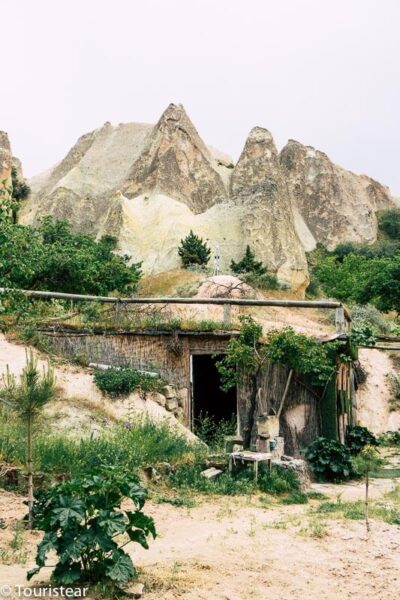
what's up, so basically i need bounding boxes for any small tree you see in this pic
[0,352,56,528]
[353,445,383,533]
[178,230,211,268]
[231,245,267,276]
[11,166,30,224]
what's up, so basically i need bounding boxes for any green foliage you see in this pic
[377,430,400,446]
[10,167,30,224]
[305,437,353,482]
[264,327,338,386]
[377,208,400,240]
[178,230,211,268]
[0,351,55,422]
[193,413,236,450]
[307,242,400,313]
[169,462,299,496]
[350,324,377,347]
[155,494,197,508]
[345,425,379,455]
[94,366,165,398]
[352,444,383,477]
[0,217,142,295]
[351,304,394,335]
[279,490,309,505]
[28,466,156,587]
[216,316,337,392]
[231,246,267,276]
[231,246,279,290]
[0,418,198,480]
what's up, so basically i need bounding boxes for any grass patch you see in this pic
[0,416,201,481]
[168,462,299,497]
[279,491,309,505]
[314,495,400,526]
[155,494,198,508]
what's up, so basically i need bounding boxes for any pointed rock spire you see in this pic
[123,103,227,213]
[230,127,281,198]
[0,131,12,187]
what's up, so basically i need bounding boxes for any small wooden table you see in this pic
[228,451,272,481]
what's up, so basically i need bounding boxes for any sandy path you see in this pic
[1,490,399,600]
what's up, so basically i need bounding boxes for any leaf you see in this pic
[53,563,82,585]
[50,497,85,528]
[36,531,58,566]
[58,535,87,563]
[105,552,136,583]
[27,566,41,581]
[127,528,149,549]
[98,511,127,536]
[127,511,156,538]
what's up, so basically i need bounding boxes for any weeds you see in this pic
[194,413,236,450]
[0,417,200,481]
[156,494,198,509]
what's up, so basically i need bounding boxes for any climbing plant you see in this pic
[216,316,340,448]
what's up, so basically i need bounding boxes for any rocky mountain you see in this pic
[0,132,13,188]
[18,103,396,293]
[280,140,394,249]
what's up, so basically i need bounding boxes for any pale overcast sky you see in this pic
[2,0,400,192]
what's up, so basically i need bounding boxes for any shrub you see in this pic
[350,324,377,347]
[378,430,400,446]
[231,245,267,276]
[304,437,353,482]
[377,208,400,240]
[345,425,379,455]
[94,366,165,398]
[194,413,236,450]
[28,466,156,587]
[0,217,142,295]
[178,230,211,268]
[231,246,279,290]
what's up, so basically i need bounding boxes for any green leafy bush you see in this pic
[178,230,211,268]
[94,366,165,398]
[350,324,377,347]
[305,437,353,482]
[345,425,379,455]
[194,413,236,450]
[377,208,400,240]
[28,466,156,587]
[0,217,142,295]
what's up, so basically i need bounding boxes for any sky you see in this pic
[2,0,400,193]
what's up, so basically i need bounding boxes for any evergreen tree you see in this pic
[231,245,267,275]
[178,230,211,268]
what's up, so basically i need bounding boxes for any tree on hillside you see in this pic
[178,230,211,268]
[377,208,400,240]
[231,245,267,276]
[0,352,56,528]
[0,217,142,295]
[11,166,30,224]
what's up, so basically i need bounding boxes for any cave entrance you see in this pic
[190,354,237,435]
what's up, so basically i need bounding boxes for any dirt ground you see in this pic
[1,481,400,600]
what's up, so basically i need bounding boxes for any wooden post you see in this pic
[223,303,232,326]
[335,306,346,334]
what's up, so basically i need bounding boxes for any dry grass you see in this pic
[137,269,203,298]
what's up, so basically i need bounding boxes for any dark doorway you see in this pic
[191,354,237,429]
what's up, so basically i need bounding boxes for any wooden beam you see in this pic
[0,287,351,321]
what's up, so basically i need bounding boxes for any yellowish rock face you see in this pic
[18,103,396,295]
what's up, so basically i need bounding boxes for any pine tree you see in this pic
[231,245,267,275]
[178,230,211,268]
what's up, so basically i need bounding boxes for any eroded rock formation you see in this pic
[17,103,397,293]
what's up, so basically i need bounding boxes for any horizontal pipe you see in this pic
[0,287,351,321]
